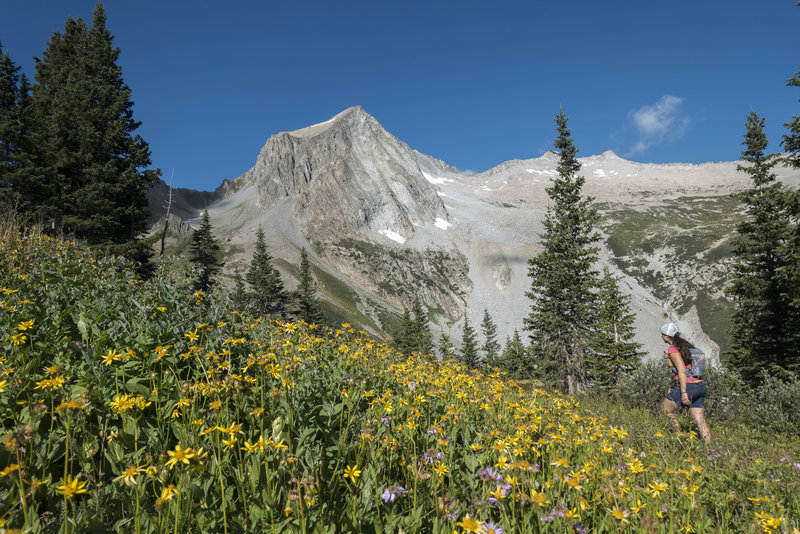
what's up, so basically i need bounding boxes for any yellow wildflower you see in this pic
[343,464,361,484]
[56,474,88,499]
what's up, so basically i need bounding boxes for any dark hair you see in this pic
[672,333,695,365]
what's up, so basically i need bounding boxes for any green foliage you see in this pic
[726,111,800,384]
[189,209,223,292]
[459,315,479,369]
[588,268,643,389]
[12,5,159,266]
[391,299,433,356]
[244,228,287,316]
[480,309,500,368]
[783,67,800,169]
[437,332,455,360]
[525,109,601,394]
[1,228,800,533]
[752,373,800,435]
[0,42,31,203]
[292,248,325,325]
[497,330,531,378]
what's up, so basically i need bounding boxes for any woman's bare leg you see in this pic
[661,398,681,433]
[690,407,711,443]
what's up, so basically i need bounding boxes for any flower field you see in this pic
[1,229,799,533]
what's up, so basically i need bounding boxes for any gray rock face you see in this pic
[234,106,448,244]
[149,106,800,365]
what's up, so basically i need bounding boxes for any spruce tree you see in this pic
[229,269,248,312]
[21,4,158,264]
[189,209,223,292]
[727,111,799,382]
[459,316,479,369]
[480,308,501,368]
[438,332,456,360]
[0,42,31,203]
[392,308,414,355]
[293,248,325,325]
[499,330,529,378]
[245,228,287,316]
[783,69,800,170]
[524,109,601,394]
[589,268,643,389]
[410,298,434,356]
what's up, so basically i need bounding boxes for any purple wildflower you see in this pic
[551,506,567,518]
[423,449,443,464]
[381,485,408,503]
[479,467,502,481]
[380,416,391,426]
[793,462,800,470]
[540,513,554,523]
[573,523,587,534]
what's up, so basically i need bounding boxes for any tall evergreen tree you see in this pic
[783,68,800,170]
[20,4,158,264]
[780,57,800,329]
[438,332,456,360]
[459,316,479,369]
[189,209,223,292]
[0,42,31,203]
[726,111,799,382]
[245,228,287,316]
[498,330,529,378]
[229,269,248,312]
[392,308,414,355]
[524,109,601,394]
[293,248,325,325]
[410,298,434,356]
[480,308,501,368]
[589,268,643,389]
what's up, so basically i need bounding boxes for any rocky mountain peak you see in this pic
[232,107,448,244]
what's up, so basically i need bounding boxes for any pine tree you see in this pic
[245,228,287,316]
[189,209,223,292]
[0,42,31,203]
[589,268,643,389]
[480,309,501,368]
[524,109,601,394]
[499,330,529,378]
[410,298,434,356]
[781,61,800,346]
[392,308,414,355]
[783,69,800,169]
[20,4,159,264]
[438,332,456,360]
[727,111,799,382]
[293,248,325,325]
[229,269,248,312]
[459,316,479,369]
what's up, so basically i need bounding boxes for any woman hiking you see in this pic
[659,322,711,443]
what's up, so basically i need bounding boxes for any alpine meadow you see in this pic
[2,2,800,533]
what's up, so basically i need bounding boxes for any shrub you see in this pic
[752,373,800,435]
[617,358,670,413]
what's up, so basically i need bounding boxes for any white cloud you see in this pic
[626,95,690,155]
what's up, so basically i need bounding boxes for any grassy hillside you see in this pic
[1,228,798,533]
[600,195,742,354]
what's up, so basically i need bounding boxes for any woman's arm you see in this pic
[668,351,691,406]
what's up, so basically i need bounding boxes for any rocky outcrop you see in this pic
[234,106,448,244]
[324,239,471,318]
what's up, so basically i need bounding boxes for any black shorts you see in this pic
[666,381,706,408]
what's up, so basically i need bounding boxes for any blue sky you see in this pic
[2,1,798,191]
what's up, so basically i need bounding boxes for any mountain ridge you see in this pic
[148,106,800,362]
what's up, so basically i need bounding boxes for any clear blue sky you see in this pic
[2,1,798,191]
